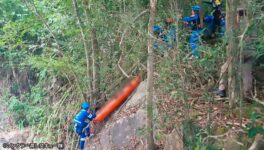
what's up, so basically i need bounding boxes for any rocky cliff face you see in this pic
[86,81,147,150]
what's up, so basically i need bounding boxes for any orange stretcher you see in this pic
[93,76,141,122]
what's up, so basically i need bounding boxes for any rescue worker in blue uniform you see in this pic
[203,13,225,38]
[212,10,224,36]
[183,5,202,58]
[163,18,176,49]
[153,25,163,49]
[203,0,225,38]
[211,0,225,37]
[73,102,96,150]
[153,18,176,57]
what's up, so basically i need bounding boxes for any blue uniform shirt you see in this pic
[183,14,200,30]
[183,14,199,22]
[164,26,176,48]
[74,109,96,126]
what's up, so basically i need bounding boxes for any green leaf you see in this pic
[248,127,257,138]
[194,146,200,150]
[256,126,264,135]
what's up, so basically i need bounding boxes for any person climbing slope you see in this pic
[73,102,96,150]
[183,5,202,58]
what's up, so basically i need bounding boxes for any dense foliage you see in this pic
[0,0,263,149]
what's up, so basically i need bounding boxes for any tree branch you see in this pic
[119,9,149,47]
[252,98,264,106]
[23,0,64,57]
[118,61,130,78]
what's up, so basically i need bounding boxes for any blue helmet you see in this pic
[81,102,90,110]
[192,5,201,11]
[153,25,162,33]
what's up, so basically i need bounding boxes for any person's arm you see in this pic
[182,15,199,22]
[182,15,199,29]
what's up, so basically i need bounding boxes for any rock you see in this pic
[249,134,264,150]
[111,110,146,148]
[86,81,147,150]
[164,128,183,150]
[88,109,146,150]
[124,81,146,109]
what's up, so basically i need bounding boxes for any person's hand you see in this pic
[92,113,96,119]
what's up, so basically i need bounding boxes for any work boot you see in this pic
[89,133,95,138]
[216,90,226,97]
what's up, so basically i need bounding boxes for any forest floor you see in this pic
[156,87,264,149]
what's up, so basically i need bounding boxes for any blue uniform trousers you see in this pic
[190,30,202,57]
[74,122,90,150]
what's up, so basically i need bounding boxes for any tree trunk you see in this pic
[72,0,92,100]
[226,0,239,108]
[146,0,157,149]
[91,28,100,106]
